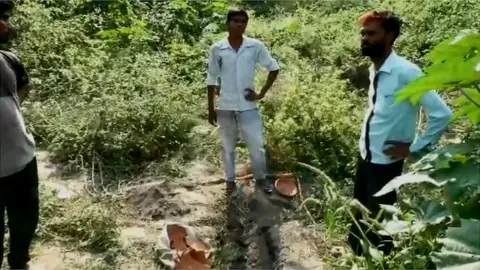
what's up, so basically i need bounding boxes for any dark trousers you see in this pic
[348,156,404,256]
[0,157,39,269]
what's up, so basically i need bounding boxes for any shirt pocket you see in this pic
[375,85,404,117]
[217,49,235,70]
[240,46,258,65]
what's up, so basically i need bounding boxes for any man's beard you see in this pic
[0,27,15,45]
[0,35,9,44]
[361,43,384,57]
[0,31,12,44]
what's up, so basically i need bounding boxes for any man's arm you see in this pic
[17,84,32,103]
[1,50,31,103]
[257,42,280,98]
[206,45,220,111]
[405,68,453,153]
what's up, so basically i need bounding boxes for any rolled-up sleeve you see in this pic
[257,42,279,71]
[206,45,220,86]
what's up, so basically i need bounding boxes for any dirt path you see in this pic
[26,151,326,270]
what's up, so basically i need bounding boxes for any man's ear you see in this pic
[385,31,395,45]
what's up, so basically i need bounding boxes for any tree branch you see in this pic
[461,88,480,108]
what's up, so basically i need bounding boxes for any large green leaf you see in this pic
[396,56,480,104]
[455,193,480,220]
[380,219,411,235]
[374,173,447,197]
[427,30,480,64]
[410,141,476,172]
[412,199,451,226]
[395,31,480,105]
[433,161,480,202]
[431,219,480,270]
[452,88,480,124]
[380,200,450,236]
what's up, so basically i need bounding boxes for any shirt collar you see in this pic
[219,36,255,50]
[369,51,398,74]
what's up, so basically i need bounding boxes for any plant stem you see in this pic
[462,88,480,108]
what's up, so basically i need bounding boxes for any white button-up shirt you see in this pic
[359,51,453,164]
[206,37,280,111]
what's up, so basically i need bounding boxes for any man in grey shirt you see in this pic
[0,1,39,269]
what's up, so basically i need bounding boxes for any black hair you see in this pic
[226,9,248,23]
[0,0,15,14]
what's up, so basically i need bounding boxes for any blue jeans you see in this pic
[217,109,266,182]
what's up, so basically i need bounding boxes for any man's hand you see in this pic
[383,141,411,159]
[255,92,265,100]
[208,108,217,126]
[245,88,266,101]
[18,84,32,104]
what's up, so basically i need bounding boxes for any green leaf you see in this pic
[369,246,383,262]
[433,161,480,202]
[427,30,480,64]
[374,173,447,197]
[379,204,402,215]
[431,219,480,270]
[456,193,480,220]
[396,31,480,105]
[380,200,450,236]
[412,199,450,225]
[410,142,475,172]
[397,57,480,104]
[380,219,411,235]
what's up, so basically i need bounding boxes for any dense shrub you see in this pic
[10,0,480,179]
[245,0,480,179]
[261,70,363,180]
[13,1,201,174]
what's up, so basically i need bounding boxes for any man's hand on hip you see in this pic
[208,108,217,126]
[383,141,411,159]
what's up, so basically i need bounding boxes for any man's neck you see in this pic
[371,49,392,71]
[228,34,243,45]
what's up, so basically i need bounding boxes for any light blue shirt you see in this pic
[206,37,280,111]
[359,51,453,164]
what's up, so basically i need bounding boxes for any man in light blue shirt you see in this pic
[348,10,453,256]
[206,10,280,194]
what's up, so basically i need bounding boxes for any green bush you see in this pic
[242,0,480,180]
[13,1,202,174]
[23,50,199,173]
[10,0,480,180]
[247,14,364,180]
[262,71,363,180]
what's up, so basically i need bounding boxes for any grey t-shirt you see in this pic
[0,51,36,178]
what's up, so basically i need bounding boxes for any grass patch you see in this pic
[38,185,122,253]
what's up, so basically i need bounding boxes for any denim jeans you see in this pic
[217,109,266,182]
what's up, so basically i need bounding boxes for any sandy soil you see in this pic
[23,151,326,270]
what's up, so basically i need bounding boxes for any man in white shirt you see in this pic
[0,1,39,269]
[348,10,453,255]
[206,9,280,194]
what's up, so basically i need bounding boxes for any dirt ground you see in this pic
[22,151,327,270]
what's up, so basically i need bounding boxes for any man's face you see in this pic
[227,15,247,36]
[0,10,13,44]
[360,21,388,57]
